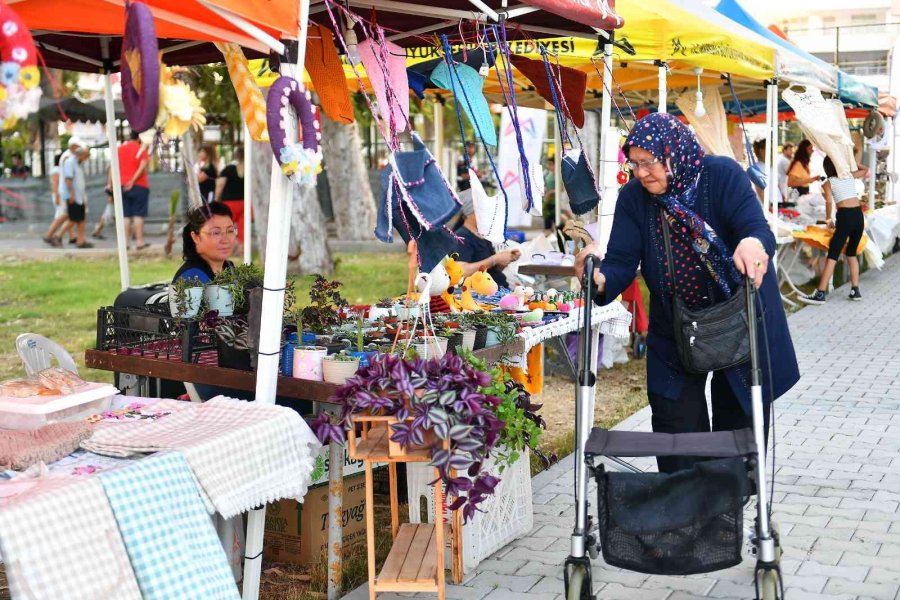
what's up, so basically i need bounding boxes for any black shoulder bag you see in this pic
[660,210,751,374]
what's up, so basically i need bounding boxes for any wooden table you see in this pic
[85,348,341,404]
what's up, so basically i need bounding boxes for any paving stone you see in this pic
[481,589,559,600]
[467,572,542,593]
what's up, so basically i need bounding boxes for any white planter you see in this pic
[407,449,533,574]
[205,284,235,317]
[168,285,203,318]
[397,305,420,321]
[459,329,477,352]
[292,346,328,381]
[322,357,360,384]
[412,336,447,359]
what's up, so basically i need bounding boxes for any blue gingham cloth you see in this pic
[99,452,240,600]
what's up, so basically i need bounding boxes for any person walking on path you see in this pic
[799,156,869,305]
[42,152,68,247]
[110,131,151,250]
[576,113,799,473]
[56,145,92,248]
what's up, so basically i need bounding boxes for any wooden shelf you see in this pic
[351,426,433,463]
[374,524,439,592]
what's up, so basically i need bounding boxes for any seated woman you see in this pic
[173,202,237,283]
[453,197,520,289]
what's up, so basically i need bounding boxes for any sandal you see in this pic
[76,242,94,249]
[135,243,151,250]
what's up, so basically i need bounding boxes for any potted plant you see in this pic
[168,276,204,319]
[322,352,361,384]
[439,327,464,355]
[293,345,329,380]
[369,297,395,321]
[214,319,252,371]
[228,262,264,313]
[349,312,377,367]
[311,352,505,522]
[299,275,347,336]
[206,270,238,317]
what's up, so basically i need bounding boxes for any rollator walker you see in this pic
[564,256,783,600]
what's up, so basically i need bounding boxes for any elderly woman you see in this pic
[577,113,799,473]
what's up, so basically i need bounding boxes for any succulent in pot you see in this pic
[169,275,204,319]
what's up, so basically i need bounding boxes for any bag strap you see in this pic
[659,208,680,300]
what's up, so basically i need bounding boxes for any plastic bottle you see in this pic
[281,332,298,377]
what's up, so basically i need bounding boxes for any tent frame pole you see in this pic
[243,120,252,265]
[101,37,130,291]
[597,32,616,252]
[242,3,312,600]
[657,60,667,114]
[767,81,779,239]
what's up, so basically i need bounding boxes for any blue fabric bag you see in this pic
[562,149,601,215]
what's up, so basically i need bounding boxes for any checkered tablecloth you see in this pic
[99,452,240,600]
[82,396,321,518]
[0,476,142,600]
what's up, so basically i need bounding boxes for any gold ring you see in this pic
[755,260,762,268]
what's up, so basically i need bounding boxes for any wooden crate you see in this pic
[347,415,434,462]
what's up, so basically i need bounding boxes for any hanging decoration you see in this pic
[215,42,268,142]
[357,35,409,139]
[154,64,205,140]
[266,75,322,186]
[121,0,159,133]
[430,60,497,148]
[0,0,40,128]
[305,23,355,124]
[510,53,587,128]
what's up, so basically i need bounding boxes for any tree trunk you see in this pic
[249,140,272,263]
[249,140,333,274]
[319,111,376,240]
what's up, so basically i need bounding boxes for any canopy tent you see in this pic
[36,95,107,122]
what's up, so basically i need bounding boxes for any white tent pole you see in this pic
[657,61,667,114]
[597,35,616,253]
[763,81,775,225]
[769,82,779,236]
[242,4,311,600]
[242,120,252,265]
[101,37,129,291]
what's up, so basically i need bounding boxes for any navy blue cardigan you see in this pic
[598,156,799,413]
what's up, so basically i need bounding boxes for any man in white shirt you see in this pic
[56,139,92,248]
[776,143,794,200]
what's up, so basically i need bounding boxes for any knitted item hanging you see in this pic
[510,54,586,129]
[358,37,408,135]
[430,61,497,147]
[215,42,268,142]
[121,0,159,133]
[0,0,40,129]
[305,24,354,124]
[266,75,322,186]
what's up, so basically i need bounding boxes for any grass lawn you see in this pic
[0,253,409,382]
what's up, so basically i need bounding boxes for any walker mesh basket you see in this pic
[586,428,755,576]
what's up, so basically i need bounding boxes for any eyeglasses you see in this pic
[201,227,238,240]
[625,157,662,173]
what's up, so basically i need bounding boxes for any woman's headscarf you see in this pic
[624,113,740,296]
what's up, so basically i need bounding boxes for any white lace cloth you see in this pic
[507,301,632,370]
[82,397,321,519]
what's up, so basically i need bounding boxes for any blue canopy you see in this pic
[713,0,878,107]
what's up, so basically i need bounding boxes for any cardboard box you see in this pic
[308,443,367,486]
[264,472,368,565]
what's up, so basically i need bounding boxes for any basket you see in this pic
[406,449,533,574]
[594,456,750,575]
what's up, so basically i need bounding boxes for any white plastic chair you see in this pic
[15,333,78,377]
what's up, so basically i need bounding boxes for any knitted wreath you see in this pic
[265,75,322,186]
[121,0,159,133]
[0,0,41,128]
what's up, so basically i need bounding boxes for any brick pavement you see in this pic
[346,256,900,600]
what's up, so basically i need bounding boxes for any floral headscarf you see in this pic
[624,113,740,296]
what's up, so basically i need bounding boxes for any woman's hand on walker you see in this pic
[575,241,606,290]
[733,238,768,289]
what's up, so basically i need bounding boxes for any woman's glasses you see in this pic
[625,157,662,173]
[201,227,238,240]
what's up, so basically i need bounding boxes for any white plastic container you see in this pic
[0,383,118,430]
[406,449,533,574]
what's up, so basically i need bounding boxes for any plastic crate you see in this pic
[95,306,212,362]
[406,449,533,574]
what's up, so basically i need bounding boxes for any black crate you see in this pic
[95,306,213,362]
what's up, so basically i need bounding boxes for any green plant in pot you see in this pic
[299,275,347,335]
[169,276,205,319]
[322,351,361,385]
[207,269,239,317]
[310,352,505,522]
